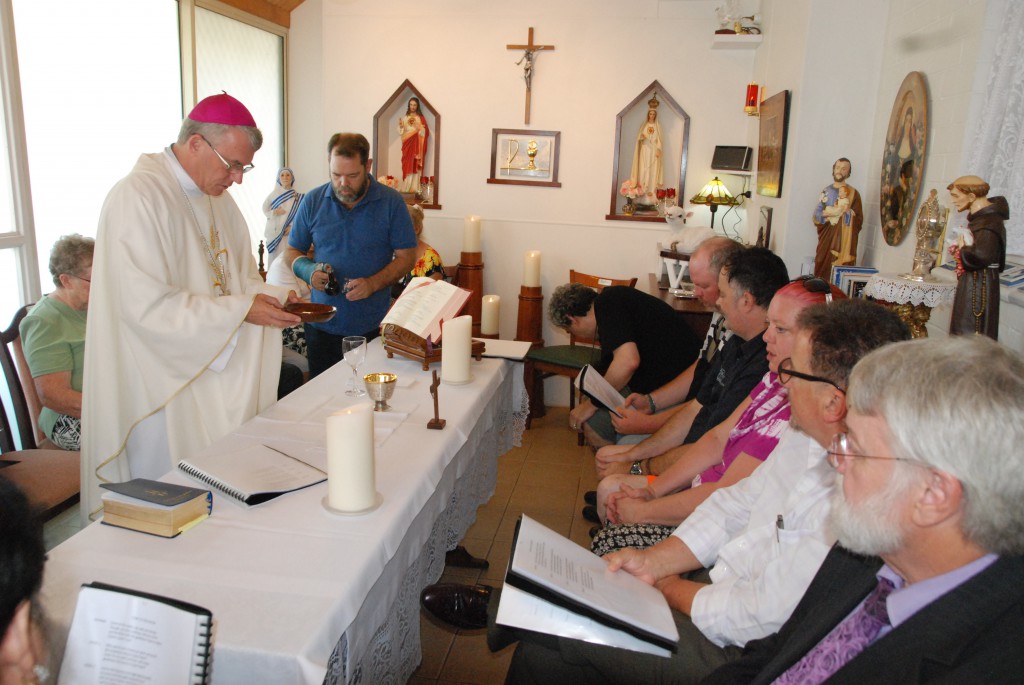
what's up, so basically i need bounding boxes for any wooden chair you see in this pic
[525,270,638,445]
[1,304,80,520]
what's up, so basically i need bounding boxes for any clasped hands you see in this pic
[605,481,656,525]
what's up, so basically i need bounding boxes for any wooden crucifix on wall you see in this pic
[507,27,555,125]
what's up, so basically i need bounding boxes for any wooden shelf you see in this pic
[711,34,763,49]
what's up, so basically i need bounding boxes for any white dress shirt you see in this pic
[673,429,837,647]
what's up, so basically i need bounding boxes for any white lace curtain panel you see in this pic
[965,0,1024,257]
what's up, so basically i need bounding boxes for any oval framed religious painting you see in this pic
[879,71,928,245]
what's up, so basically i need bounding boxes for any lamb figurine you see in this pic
[665,205,715,253]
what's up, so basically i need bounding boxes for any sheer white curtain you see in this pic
[964,0,1024,257]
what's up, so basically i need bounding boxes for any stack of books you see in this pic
[100,478,212,538]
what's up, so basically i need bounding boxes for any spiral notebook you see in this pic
[177,443,326,506]
[58,582,212,685]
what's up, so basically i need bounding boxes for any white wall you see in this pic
[288,0,760,403]
[287,0,1011,401]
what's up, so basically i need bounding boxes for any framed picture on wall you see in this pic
[372,80,441,209]
[879,71,928,246]
[487,129,561,187]
[756,206,773,249]
[756,90,790,198]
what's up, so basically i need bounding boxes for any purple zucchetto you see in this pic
[187,91,257,127]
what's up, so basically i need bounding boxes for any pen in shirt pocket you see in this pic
[776,514,785,542]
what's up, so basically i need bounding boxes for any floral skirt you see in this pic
[591,522,676,557]
[283,324,306,356]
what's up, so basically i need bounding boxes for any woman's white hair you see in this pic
[847,336,1024,555]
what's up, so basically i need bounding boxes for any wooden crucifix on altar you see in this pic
[506,27,555,125]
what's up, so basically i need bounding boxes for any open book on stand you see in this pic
[178,443,326,506]
[574,364,625,418]
[381,277,470,342]
[495,515,678,656]
[58,582,212,684]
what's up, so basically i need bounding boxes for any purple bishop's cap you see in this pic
[187,91,257,127]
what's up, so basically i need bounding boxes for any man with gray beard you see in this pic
[702,335,1024,684]
[284,133,416,377]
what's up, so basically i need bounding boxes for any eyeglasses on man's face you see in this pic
[200,135,254,175]
[826,432,931,470]
[777,357,844,392]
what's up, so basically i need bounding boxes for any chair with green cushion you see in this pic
[526,270,638,445]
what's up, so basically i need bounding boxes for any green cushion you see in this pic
[526,345,599,369]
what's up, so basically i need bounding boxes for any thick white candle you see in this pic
[441,314,473,383]
[480,295,500,335]
[463,215,481,252]
[523,250,541,287]
[325,403,375,511]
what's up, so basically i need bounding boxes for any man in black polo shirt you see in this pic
[548,283,702,447]
[595,247,788,478]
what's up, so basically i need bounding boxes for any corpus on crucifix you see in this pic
[507,27,555,125]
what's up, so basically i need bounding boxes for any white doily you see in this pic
[864,273,956,308]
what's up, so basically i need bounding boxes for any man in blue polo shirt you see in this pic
[285,133,417,377]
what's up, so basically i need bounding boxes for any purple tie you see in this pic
[773,577,895,684]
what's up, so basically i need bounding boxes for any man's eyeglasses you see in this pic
[778,357,843,392]
[794,275,833,304]
[827,432,930,470]
[200,135,254,175]
[67,273,90,283]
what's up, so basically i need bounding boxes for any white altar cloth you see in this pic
[41,342,526,684]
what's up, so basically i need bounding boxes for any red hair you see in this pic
[774,278,846,307]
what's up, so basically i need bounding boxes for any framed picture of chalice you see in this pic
[487,128,561,187]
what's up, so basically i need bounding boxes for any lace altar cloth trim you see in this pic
[323,368,525,684]
[864,273,956,308]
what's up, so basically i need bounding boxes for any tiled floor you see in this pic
[41,406,594,685]
[411,406,597,685]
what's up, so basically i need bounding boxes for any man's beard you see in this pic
[833,171,848,183]
[335,178,368,204]
[829,471,915,557]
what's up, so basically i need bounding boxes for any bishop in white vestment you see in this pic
[81,93,301,521]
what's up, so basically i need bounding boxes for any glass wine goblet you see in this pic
[342,336,367,396]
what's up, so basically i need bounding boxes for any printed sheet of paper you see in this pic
[498,515,677,653]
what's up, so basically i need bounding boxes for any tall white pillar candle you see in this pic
[523,251,541,287]
[325,403,375,511]
[480,295,501,335]
[463,215,481,252]
[441,314,473,383]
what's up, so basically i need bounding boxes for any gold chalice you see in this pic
[363,373,397,411]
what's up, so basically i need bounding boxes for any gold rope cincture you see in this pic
[181,190,231,296]
[970,271,986,334]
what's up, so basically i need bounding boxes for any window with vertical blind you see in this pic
[4,0,286,304]
[195,4,285,251]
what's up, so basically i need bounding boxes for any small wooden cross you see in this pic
[506,27,555,125]
[427,369,446,429]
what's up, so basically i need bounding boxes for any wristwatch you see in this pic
[630,460,644,475]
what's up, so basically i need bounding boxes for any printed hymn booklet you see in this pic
[58,582,212,685]
[178,443,326,506]
[574,364,625,418]
[496,515,678,657]
[381,276,471,342]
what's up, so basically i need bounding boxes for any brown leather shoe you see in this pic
[420,583,493,630]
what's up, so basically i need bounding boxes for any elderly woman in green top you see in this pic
[19,234,94,450]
